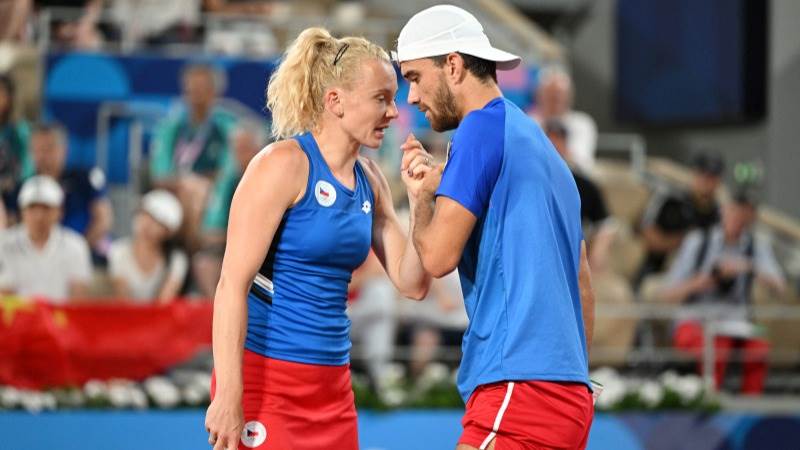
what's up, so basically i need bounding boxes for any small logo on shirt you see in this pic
[362,200,371,214]
[241,421,267,448]
[315,180,336,207]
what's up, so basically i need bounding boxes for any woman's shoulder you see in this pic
[252,138,308,171]
[230,138,310,208]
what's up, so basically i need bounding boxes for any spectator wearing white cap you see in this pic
[107,189,188,303]
[8,122,114,262]
[0,175,92,302]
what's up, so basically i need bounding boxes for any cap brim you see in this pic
[393,47,522,71]
[462,47,521,70]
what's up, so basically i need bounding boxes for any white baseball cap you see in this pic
[18,175,64,208]
[141,189,183,233]
[393,4,521,70]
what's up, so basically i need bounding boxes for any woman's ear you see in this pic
[325,88,345,117]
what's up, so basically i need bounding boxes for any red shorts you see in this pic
[211,350,358,450]
[459,380,593,450]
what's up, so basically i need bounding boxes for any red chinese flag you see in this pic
[0,298,212,389]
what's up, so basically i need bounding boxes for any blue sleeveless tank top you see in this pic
[244,132,374,365]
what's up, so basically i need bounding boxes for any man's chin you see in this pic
[430,118,457,132]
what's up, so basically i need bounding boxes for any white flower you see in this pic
[675,375,704,402]
[129,385,149,410]
[658,370,681,392]
[590,367,621,387]
[639,380,664,407]
[380,387,406,407]
[84,379,108,400]
[595,377,626,409]
[108,382,134,408]
[0,387,21,409]
[416,363,449,391]
[377,363,406,389]
[182,384,207,406]
[20,390,45,413]
[191,372,212,391]
[144,377,181,408]
[41,392,57,411]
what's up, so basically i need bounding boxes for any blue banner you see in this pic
[2,410,799,449]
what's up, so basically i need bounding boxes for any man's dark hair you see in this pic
[732,188,758,210]
[430,52,497,83]
[691,151,725,177]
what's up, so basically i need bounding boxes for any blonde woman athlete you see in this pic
[204,28,435,450]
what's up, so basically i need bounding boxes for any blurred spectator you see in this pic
[530,67,597,173]
[545,119,614,271]
[545,119,638,364]
[659,193,786,394]
[109,0,202,47]
[202,0,285,57]
[108,190,188,303]
[192,120,265,298]
[0,0,33,42]
[0,74,34,221]
[39,0,105,50]
[150,63,236,249]
[636,152,724,287]
[349,251,398,392]
[203,0,279,15]
[205,18,278,57]
[10,122,113,261]
[0,175,91,302]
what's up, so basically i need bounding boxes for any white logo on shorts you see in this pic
[315,180,337,207]
[241,421,267,448]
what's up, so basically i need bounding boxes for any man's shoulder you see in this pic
[0,226,23,250]
[459,100,506,129]
[453,103,506,153]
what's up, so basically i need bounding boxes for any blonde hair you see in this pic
[266,27,390,139]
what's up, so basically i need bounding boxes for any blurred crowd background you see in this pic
[1,0,800,410]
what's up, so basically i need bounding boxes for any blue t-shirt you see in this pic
[245,133,374,365]
[60,168,107,234]
[436,97,589,402]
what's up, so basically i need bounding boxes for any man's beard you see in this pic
[427,75,460,132]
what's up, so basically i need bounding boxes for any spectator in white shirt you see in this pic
[0,175,92,302]
[530,67,598,173]
[108,189,188,304]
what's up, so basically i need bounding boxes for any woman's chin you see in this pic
[360,137,383,149]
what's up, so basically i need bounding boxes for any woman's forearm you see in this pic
[211,276,248,400]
